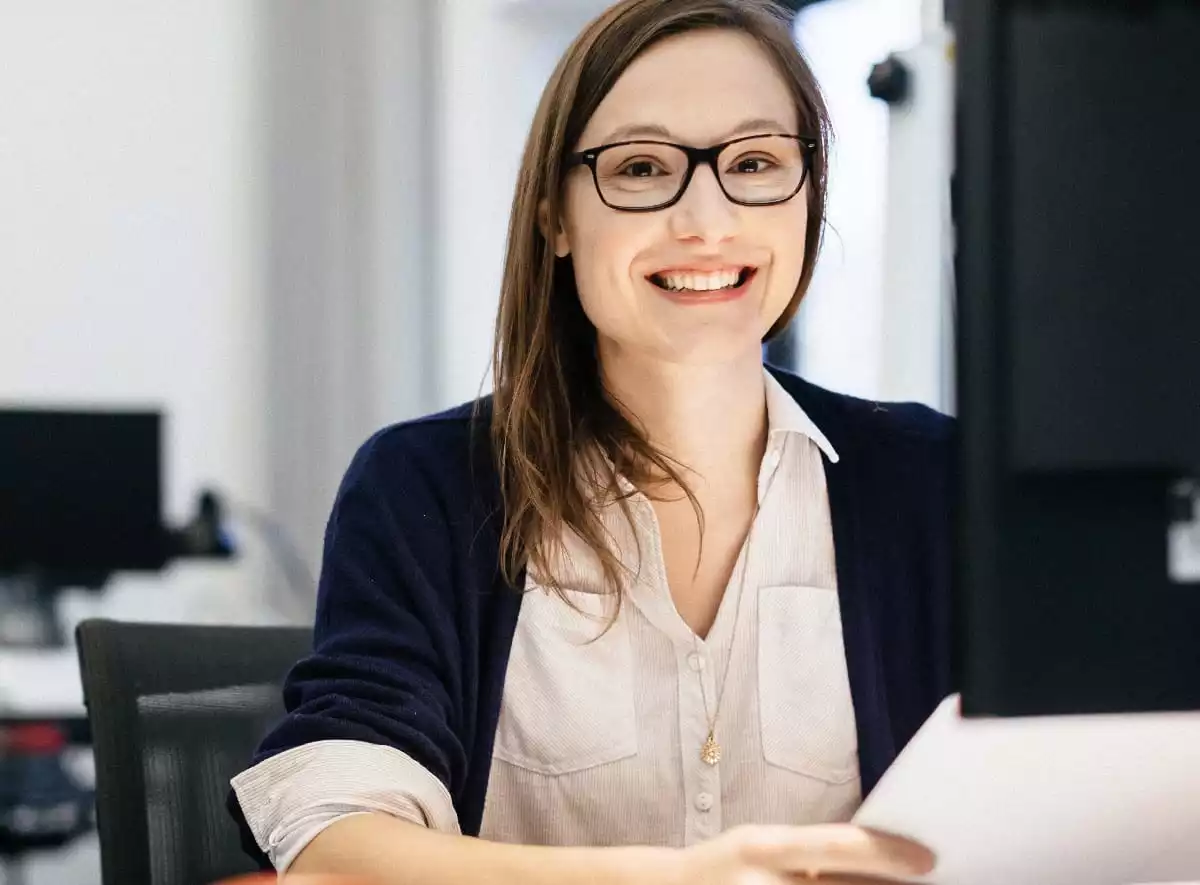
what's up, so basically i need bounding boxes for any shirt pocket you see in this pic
[758,584,860,785]
[492,587,638,776]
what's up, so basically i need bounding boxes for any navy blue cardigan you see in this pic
[231,367,955,864]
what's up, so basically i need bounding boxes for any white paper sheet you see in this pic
[852,694,1200,885]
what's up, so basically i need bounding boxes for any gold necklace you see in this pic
[695,505,758,766]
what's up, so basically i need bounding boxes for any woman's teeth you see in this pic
[654,269,745,292]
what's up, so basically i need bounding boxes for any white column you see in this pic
[794,0,925,402]
[259,0,439,616]
[875,5,956,411]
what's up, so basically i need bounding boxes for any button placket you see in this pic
[692,758,721,838]
[680,643,721,843]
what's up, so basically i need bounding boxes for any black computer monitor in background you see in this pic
[0,409,165,574]
[955,1,1200,717]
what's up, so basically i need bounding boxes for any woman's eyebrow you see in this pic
[597,117,793,145]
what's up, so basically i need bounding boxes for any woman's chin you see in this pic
[641,332,770,367]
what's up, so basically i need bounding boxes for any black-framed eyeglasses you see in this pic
[565,133,818,212]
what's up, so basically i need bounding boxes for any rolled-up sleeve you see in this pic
[231,740,460,871]
[229,426,471,871]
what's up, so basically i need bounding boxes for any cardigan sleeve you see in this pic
[228,426,470,868]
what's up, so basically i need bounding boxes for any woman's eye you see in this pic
[618,160,663,178]
[730,156,776,174]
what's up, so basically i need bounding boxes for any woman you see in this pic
[230,1,954,882]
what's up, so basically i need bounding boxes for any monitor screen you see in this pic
[0,409,164,574]
[955,1,1200,716]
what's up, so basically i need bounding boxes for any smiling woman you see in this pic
[227,3,954,885]
[496,18,834,625]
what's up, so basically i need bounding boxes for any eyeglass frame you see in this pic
[564,132,819,213]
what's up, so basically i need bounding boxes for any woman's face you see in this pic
[554,29,809,368]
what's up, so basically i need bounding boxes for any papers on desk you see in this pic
[852,694,1200,885]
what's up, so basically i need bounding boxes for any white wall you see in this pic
[0,6,270,882]
[0,0,266,525]
[0,2,276,643]
[0,1,444,654]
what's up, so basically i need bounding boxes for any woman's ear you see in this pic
[538,199,571,258]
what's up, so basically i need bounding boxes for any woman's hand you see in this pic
[675,823,935,885]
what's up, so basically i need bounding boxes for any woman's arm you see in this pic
[289,814,934,885]
[289,814,674,885]
[230,419,503,869]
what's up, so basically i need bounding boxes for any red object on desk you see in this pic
[4,724,66,754]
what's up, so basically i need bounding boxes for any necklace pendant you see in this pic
[700,731,722,766]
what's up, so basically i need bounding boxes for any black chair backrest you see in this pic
[76,618,310,885]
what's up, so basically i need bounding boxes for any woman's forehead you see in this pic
[578,29,799,148]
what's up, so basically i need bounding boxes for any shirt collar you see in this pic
[763,367,840,463]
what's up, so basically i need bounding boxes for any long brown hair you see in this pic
[489,0,832,599]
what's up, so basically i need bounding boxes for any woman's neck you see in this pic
[599,344,768,491]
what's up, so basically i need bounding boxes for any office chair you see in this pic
[76,618,311,885]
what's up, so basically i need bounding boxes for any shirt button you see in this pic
[695,792,714,812]
[687,652,706,671]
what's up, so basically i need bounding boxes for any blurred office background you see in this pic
[0,1,946,882]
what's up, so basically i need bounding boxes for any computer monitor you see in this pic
[0,409,165,574]
[955,1,1200,717]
